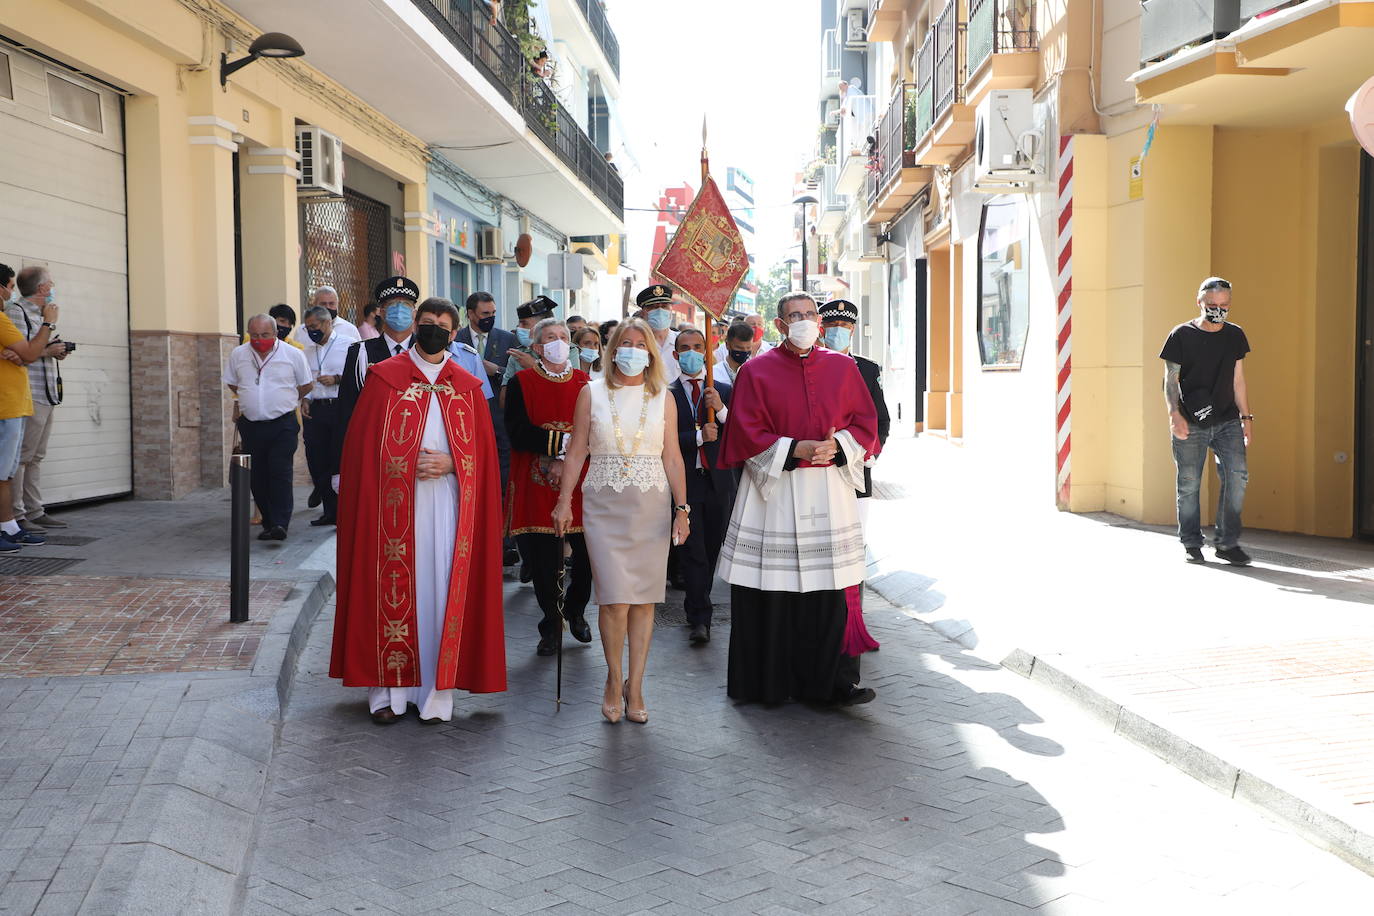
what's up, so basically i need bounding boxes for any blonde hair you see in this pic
[605,317,665,396]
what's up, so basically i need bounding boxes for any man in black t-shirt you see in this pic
[1159,277,1254,566]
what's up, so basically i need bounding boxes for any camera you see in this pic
[63,342,76,353]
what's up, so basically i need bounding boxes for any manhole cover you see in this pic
[39,535,97,547]
[1246,549,1364,574]
[0,556,85,575]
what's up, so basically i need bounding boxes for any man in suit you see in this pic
[669,328,734,646]
[457,291,521,567]
[332,276,420,478]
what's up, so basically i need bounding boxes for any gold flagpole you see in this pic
[701,114,718,422]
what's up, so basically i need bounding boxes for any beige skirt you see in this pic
[581,455,672,605]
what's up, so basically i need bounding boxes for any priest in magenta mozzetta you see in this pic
[716,291,880,707]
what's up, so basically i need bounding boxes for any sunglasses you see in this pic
[1198,278,1232,292]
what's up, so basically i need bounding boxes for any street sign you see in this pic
[547,251,584,290]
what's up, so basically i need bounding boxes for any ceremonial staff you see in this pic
[553,532,567,709]
[701,117,718,424]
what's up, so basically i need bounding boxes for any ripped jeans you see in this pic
[1171,417,1248,549]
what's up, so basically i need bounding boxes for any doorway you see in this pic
[1357,151,1374,539]
[449,257,471,306]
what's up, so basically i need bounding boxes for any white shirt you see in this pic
[295,316,360,348]
[223,340,312,421]
[657,330,680,384]
[679,370,728,461]
[302,331,350,400]
[713,361,737,387]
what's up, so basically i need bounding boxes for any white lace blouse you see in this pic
[583,378,668,493]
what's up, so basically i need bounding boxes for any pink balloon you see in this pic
[1347,75,1374,156]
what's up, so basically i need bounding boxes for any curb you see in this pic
[83,571,336,915]
[1006,650,1374,878]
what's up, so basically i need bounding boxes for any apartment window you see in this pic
[977,195,1030,370]
[0,51,12,100]
[47,71,102,132]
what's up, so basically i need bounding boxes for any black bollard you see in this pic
[230,452,251,623]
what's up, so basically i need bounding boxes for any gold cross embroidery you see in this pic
[383,538,406,561]
[384,620,409,641]
[390,408,415,445]
[385,457,408,478]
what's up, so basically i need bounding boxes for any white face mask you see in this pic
[540,338,570,365]
[786,319,820,350]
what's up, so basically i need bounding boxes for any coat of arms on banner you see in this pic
[653,176,750,320]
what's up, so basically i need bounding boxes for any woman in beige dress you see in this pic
[553,319,689,724]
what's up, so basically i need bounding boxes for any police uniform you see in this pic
[636,285,680,384]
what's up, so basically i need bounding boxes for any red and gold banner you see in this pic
[652,175,749,320]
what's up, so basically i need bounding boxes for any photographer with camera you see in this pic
[3,265,71,534]
[0,264,60,551]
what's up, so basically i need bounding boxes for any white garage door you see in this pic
[0,44,131,504]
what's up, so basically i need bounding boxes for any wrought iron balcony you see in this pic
[934,0,967,118]
[411,0,623,219]
[574,0,620,79]
[967,0,1039,76]
[913,32,935,145]
[867,82,916,203]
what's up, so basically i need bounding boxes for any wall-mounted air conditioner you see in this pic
[845,8,867,46]
[859,224,887,261]
[295,126,344,197]
[478,226,505,264]
[972,89,1043,193]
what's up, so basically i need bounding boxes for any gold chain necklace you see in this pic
[606,384,651,475]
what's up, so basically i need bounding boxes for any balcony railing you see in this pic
[933,1,966,118]
[837,92,877,160]
[412,0,623,218]
[914,32,934,144]
[967,0,1039,76]
[868,82,916,202]
[821,28,841,87]
[574,0,620,78]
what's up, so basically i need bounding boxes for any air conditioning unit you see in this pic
[973,89,1043,193]
[477,226,504,264]
[845,8,867,46]
[859,224,887,261]
[295,126,344,197]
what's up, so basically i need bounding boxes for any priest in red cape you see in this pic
[331,298,506,724]
[716,291,879,707]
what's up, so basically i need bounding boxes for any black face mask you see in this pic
[476,315,496,333]
[728,349,751,364]
[327,308,338,320]
[275,325,291,341]
[415,324,451,356]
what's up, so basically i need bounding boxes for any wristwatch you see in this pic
[674,504,691,515]
[1240,414,1254,420]
[41,322,55,331]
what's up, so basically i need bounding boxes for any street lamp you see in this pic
[221,32,306,87]
[782,257,799,289]
[793,194,818,293]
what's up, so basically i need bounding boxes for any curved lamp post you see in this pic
[792,194,818,293]
[222,32,306,87]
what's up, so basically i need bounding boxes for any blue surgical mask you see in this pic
[614,346,651,376]
[824,327,852,351]
[646,308,673,331]
[385,302,414,332]
[677,350,705,375]
[575,346,598,364]
[515,327,531,347]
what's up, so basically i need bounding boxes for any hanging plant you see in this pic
[504,0,559,134]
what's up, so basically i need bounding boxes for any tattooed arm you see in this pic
[1164,361,1188,440]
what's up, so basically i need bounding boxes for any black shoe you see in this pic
[309,516,336,527]
[568,616,593,643]
[689,624,710,646]
[668,577,686,591]
[520,564,533,584]
[256,528,275,541]
[370,708,399,725]
[307,486,322,509]
[1214,545,1251,566]
[536,636,558,656]
[1184,546,1206,563]
[268,526,288,541]
[503,547,520,567]
[835,685,876,706]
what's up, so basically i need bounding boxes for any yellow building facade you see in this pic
[3,0,431,500]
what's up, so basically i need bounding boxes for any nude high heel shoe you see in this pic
[623,680,648,724]
[602,678,622,724]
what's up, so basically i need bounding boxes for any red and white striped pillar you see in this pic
[1055,135,1074,510]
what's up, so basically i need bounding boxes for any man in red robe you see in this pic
[717,291,879,707]
[331,298,506,724]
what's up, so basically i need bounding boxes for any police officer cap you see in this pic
[374,276,420,304]
[636,284,674,309]
[819,298,860,323]
[516,295,557,321]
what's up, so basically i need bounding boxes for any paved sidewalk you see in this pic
[863,436,1374,873]
[242,580,1374,913]
[0,489,335,915]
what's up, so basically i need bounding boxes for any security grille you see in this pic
[299,188,391,325]
[0,556,84,576]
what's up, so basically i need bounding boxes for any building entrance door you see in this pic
[1357,151,1374,539]
[449,257,470,306]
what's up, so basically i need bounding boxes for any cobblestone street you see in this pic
[242,579,1374,915]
